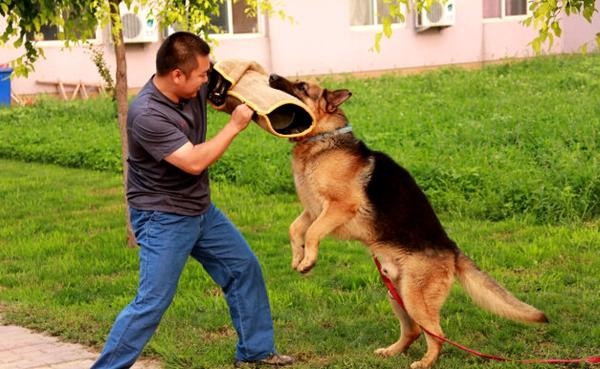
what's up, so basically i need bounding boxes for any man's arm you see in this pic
[165,103,254,175]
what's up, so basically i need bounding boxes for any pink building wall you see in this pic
[266,0,485,76]
[561,11,600,52]
[1,0,598,96]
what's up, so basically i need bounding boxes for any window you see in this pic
[25,14,99,43]
[27,25,60,42]
[350,0,404,26]
[483,0,528,19]
[210,0,259,35]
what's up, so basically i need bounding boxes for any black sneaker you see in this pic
[234,353,294,367]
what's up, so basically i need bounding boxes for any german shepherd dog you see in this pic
[268,74,549,368]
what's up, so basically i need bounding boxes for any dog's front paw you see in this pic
[296,258,316,273]
[290,242,305,270]
[291,254,303,270]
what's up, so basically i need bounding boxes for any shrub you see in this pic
[1,54,598,223]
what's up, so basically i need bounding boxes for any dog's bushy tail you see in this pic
[455,252,548,324]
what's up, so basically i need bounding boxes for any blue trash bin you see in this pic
[0,66,13,107]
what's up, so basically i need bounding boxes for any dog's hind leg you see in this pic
[297,200,356,273]
[401,262,454,369]
[289,210,312,269]
[374,291,422,357]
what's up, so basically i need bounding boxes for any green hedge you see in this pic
[1,54,598,223]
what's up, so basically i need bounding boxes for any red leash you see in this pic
[373,256,600,365]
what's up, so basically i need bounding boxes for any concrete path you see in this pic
[0,323,162,369]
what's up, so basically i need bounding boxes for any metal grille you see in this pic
[122,13,142,39]
[426,1,444,23]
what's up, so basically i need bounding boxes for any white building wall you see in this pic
[1,0,598,96]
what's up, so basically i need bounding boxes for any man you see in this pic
[92,32,294,368]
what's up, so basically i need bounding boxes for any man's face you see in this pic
[175,54,211,100]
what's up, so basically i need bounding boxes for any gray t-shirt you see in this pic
[126,77,210,216]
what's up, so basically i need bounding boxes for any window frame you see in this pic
[483,0,530,22]
[209,0,265,39]
[349,0,407,30]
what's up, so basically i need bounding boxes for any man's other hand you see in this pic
[229,104,254,133]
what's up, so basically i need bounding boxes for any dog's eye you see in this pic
[296,82,308,94]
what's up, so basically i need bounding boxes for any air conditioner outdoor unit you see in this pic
[119,3,159,43]
[415,0,455,32]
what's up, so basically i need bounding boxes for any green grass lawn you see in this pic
[0,54,599,368]
[0,159,598,368]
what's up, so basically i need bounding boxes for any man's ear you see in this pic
[172,68,185,84]
[325,89,352,113]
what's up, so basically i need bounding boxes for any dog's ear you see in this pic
[324,89,352,113]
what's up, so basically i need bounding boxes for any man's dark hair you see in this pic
[156,31,211,76]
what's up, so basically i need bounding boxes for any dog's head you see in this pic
[269,74,352,137]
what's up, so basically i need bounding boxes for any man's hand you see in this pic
[165,103,256,175]
[228,103,254,133]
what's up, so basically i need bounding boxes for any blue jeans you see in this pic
[92,204,276,369]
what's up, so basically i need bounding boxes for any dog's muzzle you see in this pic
[207,66,232,107]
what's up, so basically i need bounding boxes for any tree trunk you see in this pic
[110,0,136,248]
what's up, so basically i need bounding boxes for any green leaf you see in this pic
[373,32,382,53]
[551,21,561,37]
[582,4,595,21]
[382,17,392,38]
[547,32,554,49]
[531,38,542,54]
